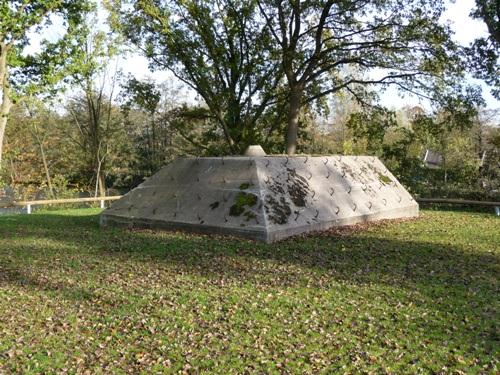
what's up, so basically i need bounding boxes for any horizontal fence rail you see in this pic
[415,198,500,207]
[13,196,123,206]
[9,196,123,214]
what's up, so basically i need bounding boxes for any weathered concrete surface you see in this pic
[101,156,418,242]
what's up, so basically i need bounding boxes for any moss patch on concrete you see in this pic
[378,172,392,185]
[229,192,258,217]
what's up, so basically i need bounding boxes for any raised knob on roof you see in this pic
[244,145,267,156]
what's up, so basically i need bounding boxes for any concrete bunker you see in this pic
[100,154,419,242]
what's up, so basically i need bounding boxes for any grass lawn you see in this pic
[0,209,498,374]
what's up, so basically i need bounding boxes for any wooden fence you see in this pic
[10,196,122,214]
[2,196,499,215]
[416,197,500,207]
[417,197,500,215]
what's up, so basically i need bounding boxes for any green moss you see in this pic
[239,182,252,190]
[243,211,257,222]
[229,192,258,216]
[378,172,392,185]
[229,204,245,216]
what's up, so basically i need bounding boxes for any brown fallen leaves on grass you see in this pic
[0,208,498,374]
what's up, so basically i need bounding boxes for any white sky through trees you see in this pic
[24,0,499,110]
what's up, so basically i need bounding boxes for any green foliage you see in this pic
[119,78,230,176]
[307,99,497,200]
[467,0,499,98]
[108,0,490,157]
[239,183,251,190]
[54,7,129,196]
[1,96,81,195]
[472,0,500,42]
[1,0,95,94]
[229,191,258,217]
[1,0,496,199]
[256,0,482,153]
[346,107,397,155]
[120,0,281,153]
[0,209,498,372]
[121,77,160,115]
[0,0,95,174]
[382,106,500,200]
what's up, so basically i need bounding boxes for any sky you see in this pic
[26,0,499,110]
[376,0,497,109]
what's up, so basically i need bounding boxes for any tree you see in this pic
[472,109,500,193]
[1,97,79,198]
[120,0,282,154]
[257,0,478,154]
[24,97,56,197]
[473,0,500,43]
[468,0,499,98]
[52,6,126,197]
[121,77,163,174]
[346,107,397,155]
[408,97,480,187]
[121,77,197,175]
[0,0,92,171]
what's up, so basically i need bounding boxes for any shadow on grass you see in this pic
[1,211,498,358]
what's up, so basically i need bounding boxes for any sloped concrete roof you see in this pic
[100,156,418,242]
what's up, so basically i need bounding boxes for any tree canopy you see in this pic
[468,0,499,99]
[0,0,93,169]
[257,0,482,154]
[117,0,485,155]
[121,0,282,154]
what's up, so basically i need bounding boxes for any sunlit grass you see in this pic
[0,208,498,373]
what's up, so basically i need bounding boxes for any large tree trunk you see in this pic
[285,88,302,155]
[0,115,7,170]
[0,44,12,171]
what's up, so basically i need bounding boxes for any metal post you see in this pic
[27,204,32,214]
[100,199,105,209]
[495,206,500,216]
